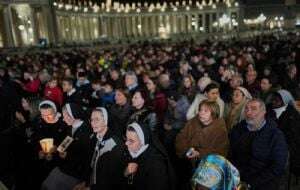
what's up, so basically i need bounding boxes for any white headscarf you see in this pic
[39,100,57,113]
[127,122,149,158]
[95,107,108,125]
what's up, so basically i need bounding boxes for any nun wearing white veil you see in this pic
[41,103,93,190]
[125,122,176,190]
[85,107,127,190]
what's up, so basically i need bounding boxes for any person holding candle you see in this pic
[41,103,93,190]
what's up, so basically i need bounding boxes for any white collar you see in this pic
[128,83,138,91]
[67,88,76,96]
[71,120,83,135]
[129,144,149,158]
[273,105,288,119]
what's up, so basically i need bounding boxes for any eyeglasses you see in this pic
[90,118,105,123]
[41,113,55,118]
[125,138,136,144]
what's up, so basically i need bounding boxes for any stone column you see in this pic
[151,15,156,36]
[202,13,205,32]
[142,16,148,37]
[124,16,129,37]
[172,14,177,34]
[187,14,192,33]
[194,14,199,32]
[2,5,15,47]
[209,13,213,33]
[29,5,39,44]
[42,2,59,44]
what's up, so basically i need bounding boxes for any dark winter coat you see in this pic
[59,122,94,181]
[268,104,300,175]
[108,102,133,138]
[229,119,288,190]
[90,129,128,190]
[128,146,175,190]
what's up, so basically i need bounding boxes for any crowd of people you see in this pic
[0,34,300,190]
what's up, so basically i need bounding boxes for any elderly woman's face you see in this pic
[125,75,136,87]
[40,108,56,124]
[232,89,244,104]
[90,111,107,134]
[125,130,142,153]
[198,105,213,125]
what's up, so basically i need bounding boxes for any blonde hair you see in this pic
[198,100,220,119]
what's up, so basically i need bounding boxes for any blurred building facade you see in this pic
[0,0,299,47]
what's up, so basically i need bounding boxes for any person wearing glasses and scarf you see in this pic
[75,107,128,190]
[42,103,93,190]
[124,122,175,190]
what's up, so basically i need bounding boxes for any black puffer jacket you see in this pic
[127,107,157,132]
[108,102,133,138]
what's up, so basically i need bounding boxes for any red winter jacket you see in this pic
[44,86,63,106]
[23,79,41,93]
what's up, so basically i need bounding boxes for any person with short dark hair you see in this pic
[258,75,279,104]
[62,78,82,105]
[108,88,133,138]
[128,90,157,132]
[43,77,63,108]
[186,82,225,120]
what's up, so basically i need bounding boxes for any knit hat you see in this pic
[65,103,85,120]
[39,100,57,113]
[236,87,252,100]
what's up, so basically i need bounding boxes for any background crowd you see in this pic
[0,33,300,190]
